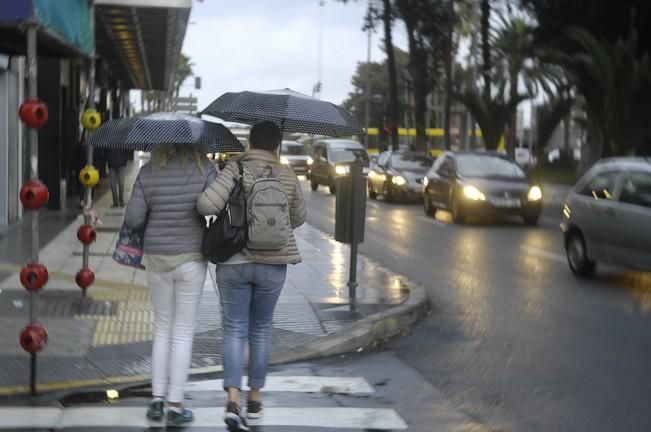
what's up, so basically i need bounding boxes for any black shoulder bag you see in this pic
[201,161,247,263]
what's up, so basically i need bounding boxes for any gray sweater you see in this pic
[125,158,217,255]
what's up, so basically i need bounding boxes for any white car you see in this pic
[279,140,312,176]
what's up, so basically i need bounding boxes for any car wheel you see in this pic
[566,232,596,277]
[368,183,378,199]
[423,194,435,216]
[383,182,394,203]
[450,194,466,224]
[328,176,336,194]
[310,177,319,191]
[523,213,539,226]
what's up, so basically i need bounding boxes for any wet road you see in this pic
[303,181,651,432]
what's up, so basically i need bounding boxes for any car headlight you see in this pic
[528,185,542,201]
[423,177,428,186]
[391,175,407,186]
[307,156,313,165]
[335,165,349,176]
[280,156,290,165]
[463,185,486,201]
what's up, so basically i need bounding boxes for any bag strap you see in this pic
[235,160,244,181]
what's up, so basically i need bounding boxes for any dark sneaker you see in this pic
[224,402,250,432]
[247,400,263,419]
[166,407,194,426]
[145,399,165,421]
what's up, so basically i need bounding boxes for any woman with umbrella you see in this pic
[197,121,306,431]
[90,113,243,426]
[124,143,215,425]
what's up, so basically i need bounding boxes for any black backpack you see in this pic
[201,161,247,263]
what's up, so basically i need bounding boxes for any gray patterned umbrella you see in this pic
[201,88,365,137]
[87,112,244,152]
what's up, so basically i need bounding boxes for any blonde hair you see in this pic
[151,144,207,172]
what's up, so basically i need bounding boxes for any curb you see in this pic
[0,279,429,397]
[270,281,430,365]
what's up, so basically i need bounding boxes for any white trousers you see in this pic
[146,261,207,403]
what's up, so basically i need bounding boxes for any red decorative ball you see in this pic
[19,180,49,210]
[19,323,49,353]
[77,224,97,245]
[18,99,48,129]
[19,262,49,292]
[75,267,95,290]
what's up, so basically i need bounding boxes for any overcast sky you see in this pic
[178,0,407,110]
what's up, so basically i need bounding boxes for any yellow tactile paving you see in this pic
[87,284,155,347]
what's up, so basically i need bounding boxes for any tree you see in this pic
[534,94,573,166]
[456,82,528,150]
[395,0,450,151]
[381,0,400,150]
[480,0,491,100]
[174,53,194,98]
[520,0,651,57]
[492,17,538,157]
[342,47,410,138]
[559,28,651,166]
[338,0,400,150]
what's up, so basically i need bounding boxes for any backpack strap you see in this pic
[235,160,244,181]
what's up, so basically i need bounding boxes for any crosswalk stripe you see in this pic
[185,376,375,394]
[0,406,408,430]
[0,407,61,429]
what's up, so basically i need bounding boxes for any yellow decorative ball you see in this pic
[81,109,102,130]
[79,165,100,188]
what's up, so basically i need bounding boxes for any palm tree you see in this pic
[560,27,651,167]
[174,54,194,98]
[492,17,538,157]
[456,81,528,150]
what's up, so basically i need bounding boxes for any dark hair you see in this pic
[250,121,282,151]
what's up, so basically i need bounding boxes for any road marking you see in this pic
[0,407,61,429]
[186,376,375,394]
[0,406,407,430]
[417,216,447,226]
[520,245,567,264]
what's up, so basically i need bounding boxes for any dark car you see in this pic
[423,151,543,225]
[368,151,434,202]
[310,139,370,194]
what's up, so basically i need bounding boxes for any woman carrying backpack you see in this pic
[197,121,306,432]
[124,144,216,426]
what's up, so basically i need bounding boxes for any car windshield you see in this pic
[391,154,432,171]
[331,149,369,163]
[456,154,526,178]
[281,145,305,156]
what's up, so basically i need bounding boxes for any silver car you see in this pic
[561,157,651,275]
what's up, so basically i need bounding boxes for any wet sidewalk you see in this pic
[0,162,426,395]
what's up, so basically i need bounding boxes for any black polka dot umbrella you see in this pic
[87,112,244,152]
[201,88,365,137]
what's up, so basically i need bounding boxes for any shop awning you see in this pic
[95,0,191,90]
[0,0,190,91]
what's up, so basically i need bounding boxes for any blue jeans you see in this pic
[216,263,287,390]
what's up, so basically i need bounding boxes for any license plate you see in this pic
[492,198,521,208]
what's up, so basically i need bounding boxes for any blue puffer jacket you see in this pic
[125,158,217,255]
